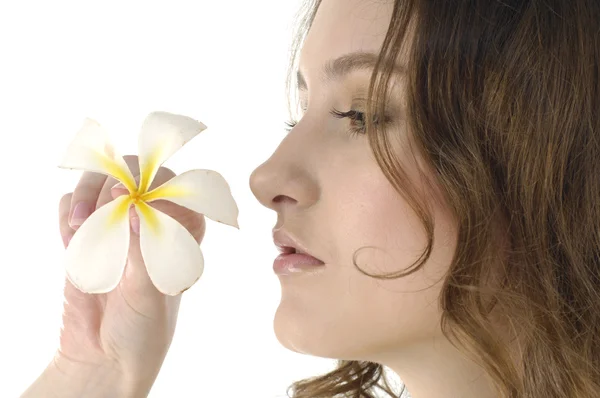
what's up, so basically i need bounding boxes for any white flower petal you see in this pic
[59,118,137,193]
[141,169,239,228]
[65,195,132,294]
[137,111,207,194]
[135,201,204,296]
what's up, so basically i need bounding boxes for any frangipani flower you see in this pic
[59,111,239,296]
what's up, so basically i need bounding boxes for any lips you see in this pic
[272,229,323,262]
[278,246,309,256]
[272,229,325,275]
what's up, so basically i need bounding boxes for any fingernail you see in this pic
[70,202,92,228]
[131,216,140,235]
[111,182,127,199]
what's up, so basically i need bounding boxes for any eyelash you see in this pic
[284,108,377,137]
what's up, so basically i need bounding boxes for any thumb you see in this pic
[118,229,181,318]
[118,208,180,316]
[122,230,162,297]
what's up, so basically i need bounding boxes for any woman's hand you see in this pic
[23,155,206,398]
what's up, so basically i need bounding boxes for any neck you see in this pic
[380,336,498,398]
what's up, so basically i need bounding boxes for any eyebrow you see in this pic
[296,51,406,91]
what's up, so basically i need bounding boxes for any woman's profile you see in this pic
[22,0,600,397]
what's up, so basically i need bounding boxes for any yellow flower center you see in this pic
[130,191,144,204]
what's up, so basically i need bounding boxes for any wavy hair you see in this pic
[284,0,600,397]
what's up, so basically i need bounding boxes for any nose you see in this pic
[249,135,320,213]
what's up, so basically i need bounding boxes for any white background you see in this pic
[0,1,340,396]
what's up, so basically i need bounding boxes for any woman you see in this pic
[22,0,600,397]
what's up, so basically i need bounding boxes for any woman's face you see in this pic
[249,0,458,362]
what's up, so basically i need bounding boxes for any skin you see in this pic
[23,156,206,398]
[24,1,498,397]
[249,1,498,397]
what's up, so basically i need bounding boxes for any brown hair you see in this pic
[284,0,600,397]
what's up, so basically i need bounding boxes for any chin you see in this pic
[273,299,380,361]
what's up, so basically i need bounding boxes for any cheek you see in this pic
[336,169,451,336]
[333,141,456,287]
[274,159,457,360]
[334,164,433,280]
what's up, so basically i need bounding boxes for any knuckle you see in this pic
[74,182,94,194]
[194,214,207,241]
[151,167,176,186]
[60,192,73,203]
[123,154,139,166]
[122,155,141,176]
[74,172,106,197]
[161,166,176,177]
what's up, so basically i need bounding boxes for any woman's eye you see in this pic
[284,108,386,137]
[330,108,368,137]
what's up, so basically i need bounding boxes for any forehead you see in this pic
[299,0,394,74]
